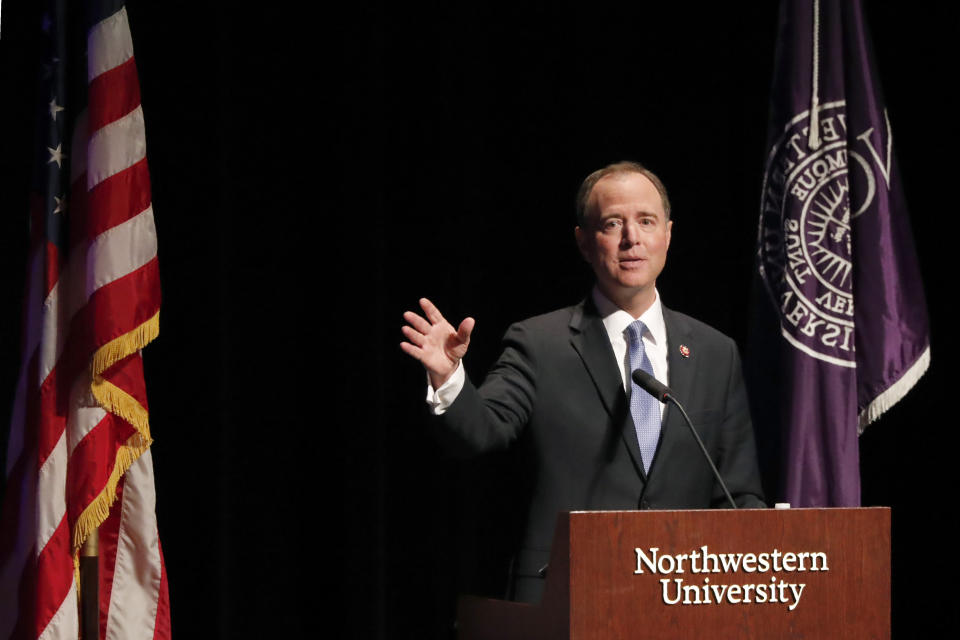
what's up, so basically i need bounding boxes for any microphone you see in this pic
[631,369,738,510]
[631,368,673,403]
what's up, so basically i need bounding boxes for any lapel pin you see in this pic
[679,345,691,358]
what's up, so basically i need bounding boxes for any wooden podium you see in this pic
[457,508,890,639]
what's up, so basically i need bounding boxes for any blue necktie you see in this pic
[627,320,660,475]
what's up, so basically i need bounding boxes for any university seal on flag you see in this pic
[758,100,889,368]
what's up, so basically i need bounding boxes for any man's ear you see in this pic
[574,226,590,261]
[665,219,673,249]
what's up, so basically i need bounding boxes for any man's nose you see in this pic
[621,221,641,246]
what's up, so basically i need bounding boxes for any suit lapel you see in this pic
[650,306,695,475]
[569,298,647,480]
[568,300,622,418]
[663,306,696,410]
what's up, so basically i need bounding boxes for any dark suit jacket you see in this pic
[438,297,764,602]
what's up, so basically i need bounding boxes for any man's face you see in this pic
[575,172,672,310]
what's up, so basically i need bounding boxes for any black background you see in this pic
[1,2,958,637]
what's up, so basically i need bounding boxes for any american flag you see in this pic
[0,2,171,638]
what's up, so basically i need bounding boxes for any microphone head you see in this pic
[631,369,671,403]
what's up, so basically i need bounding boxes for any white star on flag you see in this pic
[47,143,66,168]
[49,98,65,120]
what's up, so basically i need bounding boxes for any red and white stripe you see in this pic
[0,5,170,640]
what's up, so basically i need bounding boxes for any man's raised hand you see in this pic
[401,298,475,389]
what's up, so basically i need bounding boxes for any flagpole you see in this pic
[80,528,99,640]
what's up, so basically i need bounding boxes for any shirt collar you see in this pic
[592,287,667,346]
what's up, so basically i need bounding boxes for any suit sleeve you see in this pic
[715,341,767,508]
[433,322,538,457]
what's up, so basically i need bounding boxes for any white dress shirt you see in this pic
[427,288,670,418]
[592,288,669,420]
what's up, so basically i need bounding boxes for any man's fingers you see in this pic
[403,310,433,334]
[456,317,476,343]
[401,325,425,347]
[419,297,445,324]
[399,341,423,361]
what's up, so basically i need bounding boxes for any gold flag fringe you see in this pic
[72,311,159,553]
[91,376,151,433]
[71,429,153,550]
[74,554,81,604]
[90,312,160,382]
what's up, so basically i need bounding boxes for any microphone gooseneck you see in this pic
[631,369,738,509]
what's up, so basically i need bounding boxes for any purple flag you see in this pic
[754,0,930,506]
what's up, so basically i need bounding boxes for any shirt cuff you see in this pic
[426,360,465,415]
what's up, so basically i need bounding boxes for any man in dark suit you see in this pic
[401,162,765,602]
